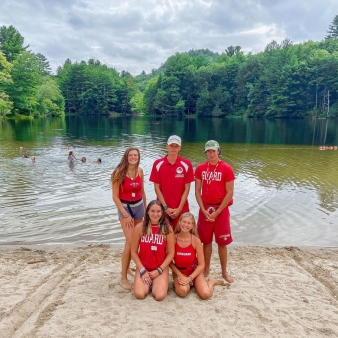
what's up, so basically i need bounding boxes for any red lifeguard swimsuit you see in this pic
[173,234,198,276]
[139,225,167,271]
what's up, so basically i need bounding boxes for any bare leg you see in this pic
[126,218,142,278]
[119,217,134,290]
[172,272,190,298]
[194,273,225,299]
[133,268,149,299]
[218,245,234,283]
[151,267,170,301]
[203,242,212,276]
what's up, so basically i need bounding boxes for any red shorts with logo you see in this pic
[197,202,233,246]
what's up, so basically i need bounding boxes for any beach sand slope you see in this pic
[0,245,338,338]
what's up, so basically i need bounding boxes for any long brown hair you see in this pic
[142,200,170,236]
[111,147,140,186]
[174,212,198,237]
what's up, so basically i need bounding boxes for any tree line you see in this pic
[1,15,338,118]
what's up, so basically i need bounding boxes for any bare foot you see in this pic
[208,277,226,287]
[120,278,133,290]
[127,268,135,277]
[203,268,210,277]
[222,271,234,283]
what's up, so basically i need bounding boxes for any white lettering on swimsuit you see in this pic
[176,252,191,256]
[141,234,164,245]
[201,171,222,181]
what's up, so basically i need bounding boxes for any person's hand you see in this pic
[148,269,160,280]
[177,275,191,286]
[166,207,175,216]
[123,215,134,229]
[208,211,218,221]
[141,271,152,287]
[202,209,215,222]
[169,207,181,219]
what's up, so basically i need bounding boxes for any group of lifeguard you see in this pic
[111,135,235,301]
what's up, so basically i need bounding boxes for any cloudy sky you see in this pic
[1,0,337,75]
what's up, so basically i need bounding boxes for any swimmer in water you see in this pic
[68,151,77,162]
[93,158,102,163]
[22,154,29,158]
[81,157,86,163]
[31,156,35,163]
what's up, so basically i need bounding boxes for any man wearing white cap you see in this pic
[150,135,194,230]
[195,140,235,283]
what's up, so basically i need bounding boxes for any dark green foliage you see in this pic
[57,59,134,115]
[326,15,338,39]
[0,25,28,62]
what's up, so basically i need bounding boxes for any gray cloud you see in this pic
[0,0,336,75]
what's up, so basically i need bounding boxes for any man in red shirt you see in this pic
[195,140,235,283]
[149,135,194,230]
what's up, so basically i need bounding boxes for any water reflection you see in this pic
[0,116,337,247]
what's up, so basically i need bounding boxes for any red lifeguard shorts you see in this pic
[197,202,233,246]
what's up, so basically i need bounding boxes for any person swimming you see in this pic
[81,157,86,163]
[68,151,77,162]
[93,158,101,163]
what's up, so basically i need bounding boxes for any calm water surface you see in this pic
[0,116,337,247]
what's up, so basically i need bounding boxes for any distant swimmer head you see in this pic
[81,157,86,163]
[31,156,35,162]
[97,158,101,163]
[22,154,29,158]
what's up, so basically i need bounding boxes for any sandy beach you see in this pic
[0,245,337,338]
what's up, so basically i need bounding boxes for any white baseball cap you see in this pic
[167,135,181,146]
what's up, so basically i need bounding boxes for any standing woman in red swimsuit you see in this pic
[112,147,146,290]
[170,212,225,299]
[131,200,174,301]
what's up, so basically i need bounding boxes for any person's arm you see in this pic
[154,183,175,216]
[195,178,212,221]
[209,180,234,220]
[112,173,133,228]
[148,229,175,279]
[131,222,152,287]
[139,168,147,210]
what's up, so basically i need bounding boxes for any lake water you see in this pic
[0,116,337,247]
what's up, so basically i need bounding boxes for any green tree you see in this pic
[6,51,42,115]
[36,76,65,116]
[0,25,28,62]
[326,15,338,39]
[0,51,13,116]
[35,53,52,75]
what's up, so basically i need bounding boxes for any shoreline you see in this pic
[1,245,338,337]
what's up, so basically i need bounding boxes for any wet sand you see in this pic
[0,245,338,338]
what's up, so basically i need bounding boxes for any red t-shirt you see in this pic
[119,175,142,201]
[149,155,194,208]
[139,226,167,271]
[195,160,235,205]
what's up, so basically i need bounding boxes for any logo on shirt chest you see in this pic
[175,167,184,178]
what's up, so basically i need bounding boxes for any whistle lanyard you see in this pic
[205,161,219,185]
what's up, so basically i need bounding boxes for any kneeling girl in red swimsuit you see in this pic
[131,200,175,301]
[170,212,225,299]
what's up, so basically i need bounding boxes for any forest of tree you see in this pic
[1,15,338,118]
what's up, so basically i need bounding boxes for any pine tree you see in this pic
[326,15,338,39]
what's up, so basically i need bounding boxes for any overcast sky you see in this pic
[1,0,337,75]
